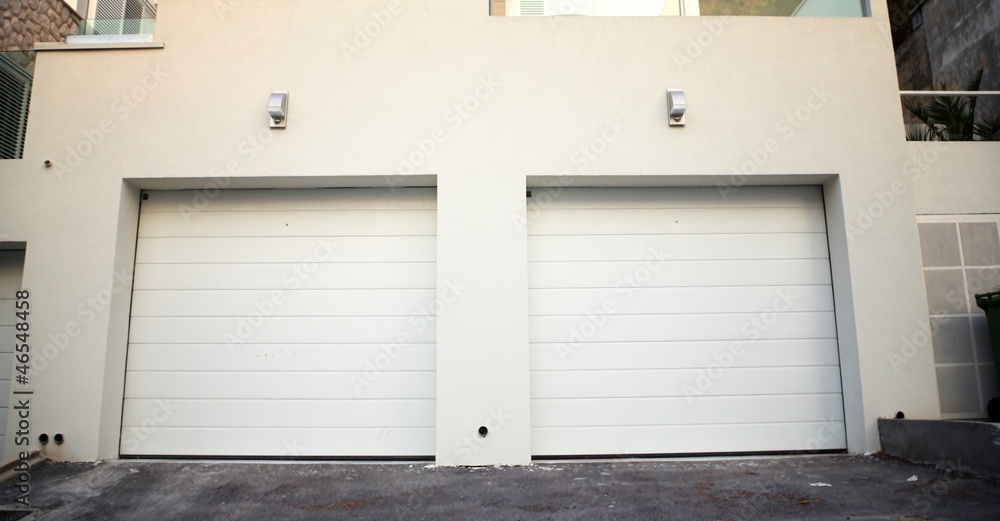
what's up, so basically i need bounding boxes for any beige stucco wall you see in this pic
[911,143,1000,216]
[0,0,964,465]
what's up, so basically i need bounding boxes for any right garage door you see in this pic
[528,186,846,457]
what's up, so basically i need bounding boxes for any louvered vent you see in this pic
[0,55,32,160]
[94,0,157,35]
[520,0,544,16]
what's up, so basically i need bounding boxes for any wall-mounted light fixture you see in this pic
[666,89,686,126]
[268,92,289,129]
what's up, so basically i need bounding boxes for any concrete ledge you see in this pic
[878,418,1000,477]
[35,41,164,51]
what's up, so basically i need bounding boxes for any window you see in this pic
[0,53,32,160]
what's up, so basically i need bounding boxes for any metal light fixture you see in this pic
[667,89,686,126]
[268,92,289,128]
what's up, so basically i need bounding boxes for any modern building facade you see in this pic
[0,0,998,466]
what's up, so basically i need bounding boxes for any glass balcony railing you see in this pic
[78,18,157,37]
[901,91,1000,142]
[496,0,867,17]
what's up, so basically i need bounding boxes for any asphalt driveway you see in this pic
[1,455,999,520]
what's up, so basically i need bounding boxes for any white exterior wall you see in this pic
[0,0,958,465]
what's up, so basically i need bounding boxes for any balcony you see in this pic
[494,0,867,17]
[901,91,1000,142]
[68,0,157,44]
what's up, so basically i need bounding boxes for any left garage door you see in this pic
[121,188,436,458]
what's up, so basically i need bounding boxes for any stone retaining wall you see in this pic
[1,0,81,52]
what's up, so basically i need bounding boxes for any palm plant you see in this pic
[904,66,1000,141]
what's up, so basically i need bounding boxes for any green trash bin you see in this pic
[975,290,1000,421]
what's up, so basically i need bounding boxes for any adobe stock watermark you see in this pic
[673,17,732,72]
[31,269,131,376]
[544,0,586,28]
[351,279,467,395]
[682,288,800,403]
[178,126,277,221]
[386,75,500,187]
[555,246,670,362]
[511,116,627,232]
[910,458,973,515]
[734,470,791,521]
[716,86,833,200]
[848,142,946,241]
[889,262,999,372]
[734,419,841,520]
[119,398,180,454]
[213,0,247,19]
[793,417,844,453]
[341,0,406,62]
[453,406,512,460]
[887,320,938,373]
[223,238,339,352]
[277,439,306,460]
[50,65,168,181]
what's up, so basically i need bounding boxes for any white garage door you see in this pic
[0,250,25,454]
[528,186,846,457]
[121,188,436,458]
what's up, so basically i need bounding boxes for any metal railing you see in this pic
[501,0,866,17]
[900,91,1000,142]
[78,17,156,36]
[901,91,1000,98]
[79,0,157,36]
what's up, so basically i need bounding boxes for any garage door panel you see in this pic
[0,353,12,376]
[529,259,832,288]
[131,289,438,317]
[135,236,435,264]
[531,394,845,427]
[141,188,437,212]
[529,312,838,343]
[529,234,829,262]
[529,186,821,209]
[529,207,826,236]
[123,188,436,457]
[531,367,843,398]
[531,422,847,456]
[0,326,13,352]
[126,344,435,372]
[124,371,435,400]
[134,262,436,291]
[122,427,435,458]
[528,187,845,456]
[140,210,436,238]
[530,286,834,316]
[531,339,842,371]
[0,301,14,326]
[128,316,436,344]
[122,399,435,428]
